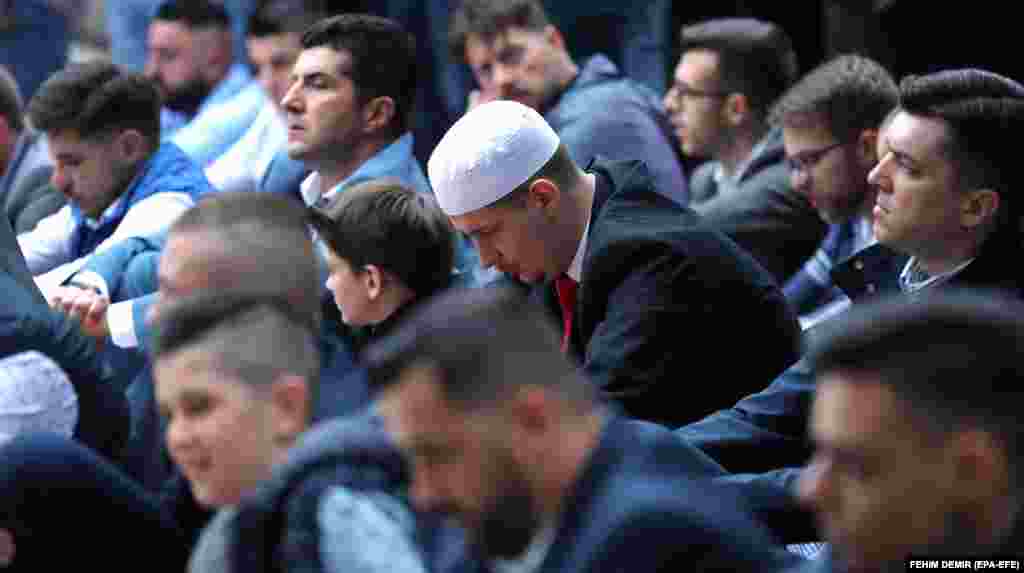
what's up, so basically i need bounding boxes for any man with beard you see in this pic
[17,62,212,285]
[145,0,265,167]
[795,291,1024,572]
[367,285,799,572]
[448,0,688,205]
[772,55,898,328]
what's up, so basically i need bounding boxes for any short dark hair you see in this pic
[169,192,322,329]
[363,285,596,410]
[154,0,230,29]
[247,0,322,38]
[308,179,455,299]
[152,294,319,410]
[807,290,1024,489]
[0,64,24,132]
[678,18,799,116]
[897,69,1024,208]
[27,62,161,142]
[770,54,899,141]
[448,0,550,60]
[301,14,416,137]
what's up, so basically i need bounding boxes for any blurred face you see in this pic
[663,49,729,159]
[377,366,540,560]
[48,129,137,219]
[800,373,967,573]
[464,27,567,112]
[145,20,211,112]
[247,32,302,108]
[150,232,223,324]
[868,111,968,258]
[322,248,374,326]
[783,119,872,224]
[450,196,558,284]
[281,46,364,166]
[156,347,277,507]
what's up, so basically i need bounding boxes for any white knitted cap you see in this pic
[428,100,560,216]
[0,351,78,446]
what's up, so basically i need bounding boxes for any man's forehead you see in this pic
[149,20,193,42]
[677,49,720,78]
[887,111,952,159]
[811,373,906,446]
[293,46,351,76]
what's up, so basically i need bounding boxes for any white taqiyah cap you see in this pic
[0,351,78,447]
[428,100,560,217]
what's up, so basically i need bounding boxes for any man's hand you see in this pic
[49,286,111,349]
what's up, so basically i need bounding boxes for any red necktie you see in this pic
[555,275,578,353]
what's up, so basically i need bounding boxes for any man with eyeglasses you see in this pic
[664,18,827,283]
[771,55,899,328]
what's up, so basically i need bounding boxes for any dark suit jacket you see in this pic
[0,272,130,462]
[690,128,827,283]
[546,158,802,428]
[449,416,800,573]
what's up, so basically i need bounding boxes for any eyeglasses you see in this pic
[785,141,849,174]
[665,83,729,102]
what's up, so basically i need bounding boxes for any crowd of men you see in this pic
[0,0,1021,571]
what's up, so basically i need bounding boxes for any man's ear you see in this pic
[114,129,148,163]
[508,386,552,436]
[950,429,1011,501]
[856,128,880,167]
[526,178,559,214]
[362,96,396,135]
[363,264,385,301]
[543,25,566,51]
[961,188,1000,230]
[722,93,751,127]
[271,374,310,442]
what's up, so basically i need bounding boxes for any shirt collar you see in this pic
[899,256,975,293]
[300,132,416,207]
[201,63,253,112]
[566,183,595,282]
[567,216,589,283]
[491,523,557,573]
[82,196,125,228]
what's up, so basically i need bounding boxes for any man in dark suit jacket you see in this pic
[794,292,1024,572]
[366,285,800,573]
[428,99,800,428]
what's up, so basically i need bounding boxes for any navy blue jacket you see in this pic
[545,55,689,205]
[0,272,130,462]
[543,158,801,428]
[448,416,800,573]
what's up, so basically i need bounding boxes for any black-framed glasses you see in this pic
[785,141,849,174]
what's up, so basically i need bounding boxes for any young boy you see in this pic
[308,179,457,351]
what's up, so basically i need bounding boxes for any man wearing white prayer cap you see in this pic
[428,99,803,428]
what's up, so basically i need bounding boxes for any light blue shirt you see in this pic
[301,133,488,288]
[300,133,431,207]
[162,64,266,167]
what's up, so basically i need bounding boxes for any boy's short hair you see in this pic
[309,179,455,299]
